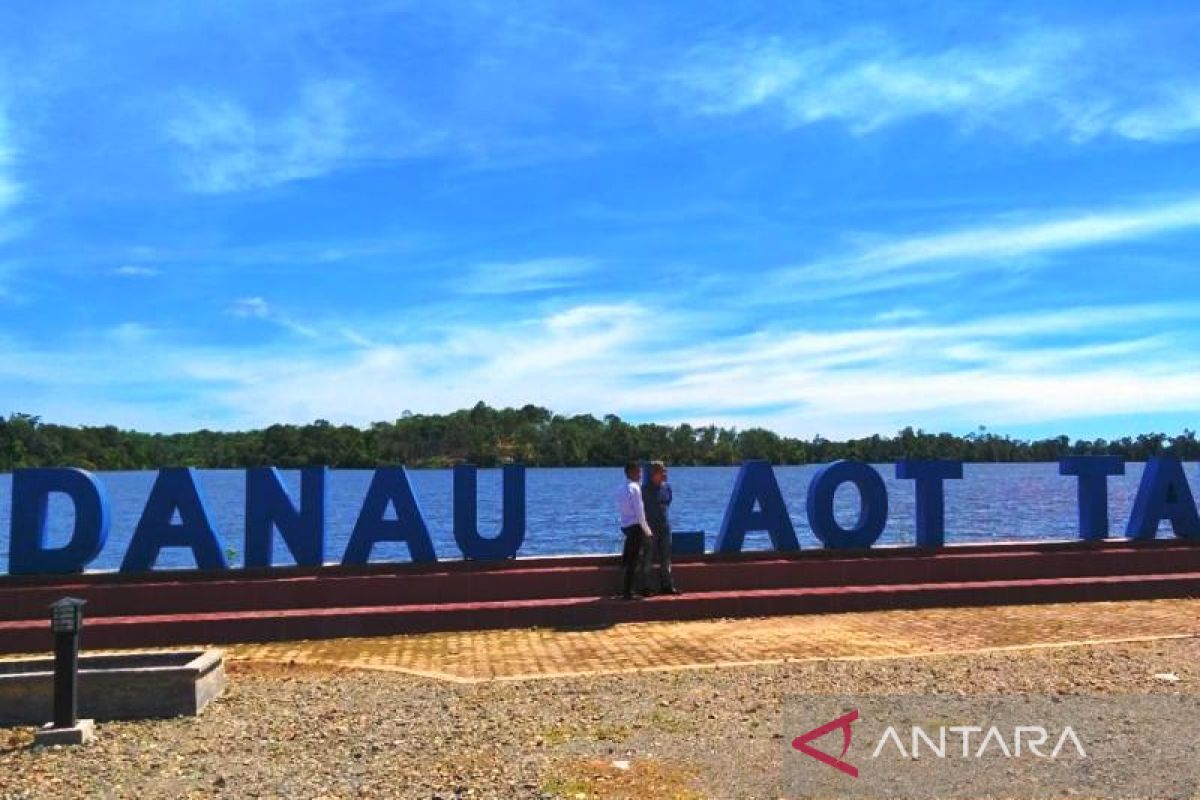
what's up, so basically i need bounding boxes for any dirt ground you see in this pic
[2,627,1196,799]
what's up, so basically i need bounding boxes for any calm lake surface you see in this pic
[0,463,1191,573]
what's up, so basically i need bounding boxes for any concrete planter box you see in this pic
[0,649,225,725]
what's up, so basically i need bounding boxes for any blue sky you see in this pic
[1,1,1199,438]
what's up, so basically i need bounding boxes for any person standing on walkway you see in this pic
[643,461,679,595]
[616,460,653,599]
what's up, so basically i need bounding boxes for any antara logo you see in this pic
[793,709,1088,778]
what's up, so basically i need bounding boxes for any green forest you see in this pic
[0,403,1197,471]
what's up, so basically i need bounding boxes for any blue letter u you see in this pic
[453,464,526,561]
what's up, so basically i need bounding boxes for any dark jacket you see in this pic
[643,481,672,531]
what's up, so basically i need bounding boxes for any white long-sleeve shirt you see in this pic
[616,480,653,537]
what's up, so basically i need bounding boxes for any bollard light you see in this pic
[48,597,86,733]
[32,597,94,745]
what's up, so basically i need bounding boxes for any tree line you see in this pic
[0,403,1197,471]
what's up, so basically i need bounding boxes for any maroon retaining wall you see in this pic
[1,539,1197,654]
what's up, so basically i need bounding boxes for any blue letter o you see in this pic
[806,460,889,549]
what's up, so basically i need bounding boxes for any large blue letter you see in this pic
[8,469,110,575]
[120,468,228,572]
[715,460,799,554]
[1126,457,1200,540]
[807,460,888,549]
[245,467,327,568]
[895,460,963,548]
[342,467,437,564]
[1059,456,1125,541]
[453,464,525,561]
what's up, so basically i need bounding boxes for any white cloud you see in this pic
[113,264,160,277]
[228,296,318,338]
[0,175,16,214]
[0,100,23,235]
[229,296,271,319]
[107,322,155,344]
[212,301,1200,436]
[603,304,1200,438]
[778,196,1200,296]
[460,257,597,295]
[874,307,927,323]
[2,296,1198,437]
[668,27,1200,143]
[664,303,1194,374]
[1112,90,1200,142]
[166,81,358,193]
[148,301,650,426]
[0,106,17,213]
[0,105,25,295]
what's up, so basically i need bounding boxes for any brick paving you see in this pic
[226,598,1200,683]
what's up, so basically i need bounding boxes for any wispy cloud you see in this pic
[668,26,1200,143]
[228,296,318,338]
[229,296,271,319]
[0,105,17,214]
[0,104,25,296]
[665,303,1196,374]
[9,298,1194,438]
[1112,89,1200,143]
[460,257,598,295]
[113,264,160,277]
[777,196,1200,296]
[874,307,928,323]
[612,303,1200,436]
[106,322,156,344]
[160,301,653,426]
[224,297,372,348]
[166,81,361,193]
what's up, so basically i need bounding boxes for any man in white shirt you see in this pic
[616,460,654,599]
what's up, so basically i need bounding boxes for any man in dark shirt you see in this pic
[642,461,680,595]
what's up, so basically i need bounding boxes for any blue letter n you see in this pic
[245,467,327,568]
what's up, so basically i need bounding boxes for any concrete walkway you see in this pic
[227,598,1200,683]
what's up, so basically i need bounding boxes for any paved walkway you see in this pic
[227,599,1200,683]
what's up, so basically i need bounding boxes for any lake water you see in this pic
[0,463,1191,573]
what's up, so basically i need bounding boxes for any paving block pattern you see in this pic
[226,598,1200,683]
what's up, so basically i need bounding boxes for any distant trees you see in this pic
[0,405,1196,471]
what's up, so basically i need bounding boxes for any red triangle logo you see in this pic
[792,708,859,778]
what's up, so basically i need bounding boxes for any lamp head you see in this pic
[49,597,86,635]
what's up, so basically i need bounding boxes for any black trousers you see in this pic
[620,524,646,595]
[648,523,673,589]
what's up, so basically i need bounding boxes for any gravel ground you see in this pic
[1,637,1197,799]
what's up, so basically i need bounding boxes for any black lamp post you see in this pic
[32,597,95,746]
[48,597,86,730]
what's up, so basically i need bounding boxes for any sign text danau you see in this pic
[4,456,1198,576]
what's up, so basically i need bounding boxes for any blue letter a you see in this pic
[716,460,799,554]
[453,464,525,561]
[120,468,228,572]
[343,467,437,564]
[1126,457,1200,540]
